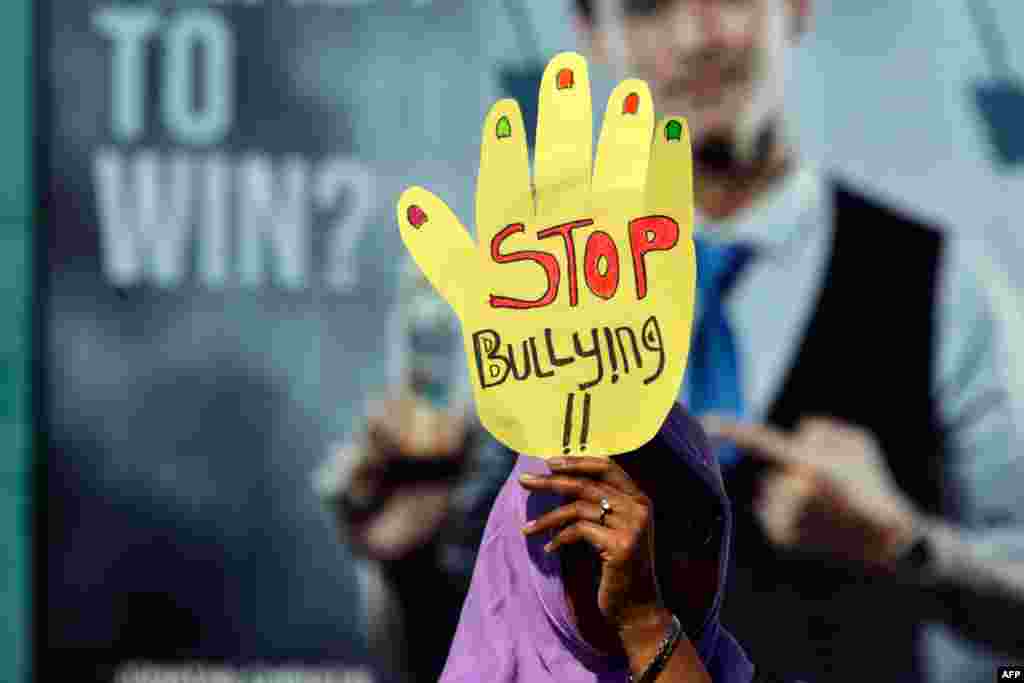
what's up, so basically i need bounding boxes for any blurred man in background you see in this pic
[319,1,1024,682]
[579,1,1024,680]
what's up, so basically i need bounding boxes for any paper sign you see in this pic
[396,52,696,458]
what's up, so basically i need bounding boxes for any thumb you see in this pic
[397,186,479,316]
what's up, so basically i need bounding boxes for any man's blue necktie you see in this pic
[687,239,755,469]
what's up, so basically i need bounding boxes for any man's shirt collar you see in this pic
[694,161,824,259]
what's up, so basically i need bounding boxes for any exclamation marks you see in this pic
[580,393,591,452]
[561,393,574,455]
[561,392,592,454]
[603,328,619,384]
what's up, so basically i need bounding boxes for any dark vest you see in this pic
[720,180,948,683]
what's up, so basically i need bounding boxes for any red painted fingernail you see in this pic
[623,92,639,114]
[556,68,574,90]
[407,205,427,228]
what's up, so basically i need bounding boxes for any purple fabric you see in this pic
[439,402,755,683]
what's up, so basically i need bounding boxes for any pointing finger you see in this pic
[754,469,815,547]
[700,415,811,469]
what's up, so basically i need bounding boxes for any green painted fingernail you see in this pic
[665,120,683,142]
[496,115,512,139]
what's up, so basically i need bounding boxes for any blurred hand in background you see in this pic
[702,414,920,568]
[321,391,470,562]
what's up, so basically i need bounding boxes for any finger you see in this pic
[646,116,694,239]
[796,415,843,442]
[639,115,693,302]
[476,99,534,257]
[796,414,832,430]
[754,470,814,547]
[700,415,810,469]
[368,396,451,457]
[757,467,818,506]
[545,520,617,555]
[397,186,479,315]
[407,401,460,455]
[365,397,410,455]
[367,419,417,459]
[524,499,622,535]
[547,456,645,498]
[533,52,593,220]
[518,472,621,505]
[799,416,871,451]
[592,80,654,221]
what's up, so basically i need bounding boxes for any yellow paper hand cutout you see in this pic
[396,52,696,459]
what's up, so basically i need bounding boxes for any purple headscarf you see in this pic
[439,402,755,683]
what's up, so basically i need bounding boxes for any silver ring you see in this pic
[599,498,612,526]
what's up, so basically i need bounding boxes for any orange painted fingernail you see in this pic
[407,205,428,227]
[556,68,574,90]
[623,92,639,114]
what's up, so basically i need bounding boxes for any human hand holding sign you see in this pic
[397,52,696,458]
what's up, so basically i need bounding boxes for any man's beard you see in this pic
[692,0,788,177]
[693,119,779,175]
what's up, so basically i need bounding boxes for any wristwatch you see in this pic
[903,535,934,571]
[891,526,937,582]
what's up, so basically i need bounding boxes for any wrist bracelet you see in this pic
[628,614,683,683]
